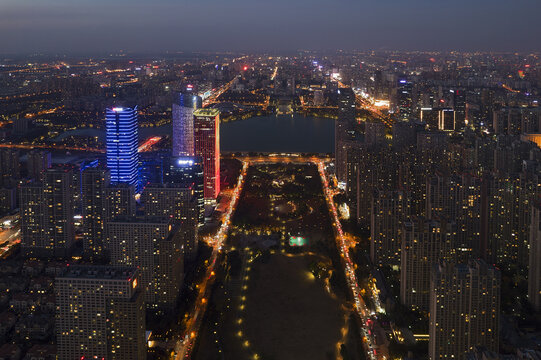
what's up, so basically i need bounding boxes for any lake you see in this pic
[56,114,335,154]
[221,114,334,153]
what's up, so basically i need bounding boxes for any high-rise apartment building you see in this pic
[0,149,20,186]
[453,89,466,131]
[420,108,456,131]
[364,121,386,147]
[43,166,75,257]
[401,218,456,312]
[528,201,541,311]
[335,87,356,183]
[27,150,51,181]
[397,79,413,121]
[194,108,220,203]
[371,190,410,268]
[82,166,110,260]
[106,107,139,191]
[164,156,204,226]
[106,217,184,310]
[142,184,199,259]
[426,173,461,220]
[20,165,75,258]
[19,181,45,255]
[172,93,202,157]
[106,184,136,221]
[429,260,500,360]
[55,265,146,360]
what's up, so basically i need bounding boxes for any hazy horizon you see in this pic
[1,0,540,55]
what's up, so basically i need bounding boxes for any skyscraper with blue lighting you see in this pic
[172,93,202,157]
[106,107,139,191]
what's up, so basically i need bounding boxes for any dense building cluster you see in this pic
[1,51,541,359]
[333,52,541,359]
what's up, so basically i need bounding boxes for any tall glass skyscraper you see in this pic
[172,93,202,157]
[106,107,139,190]
[164,156,204,225]
[194,108,220,203]
[397,79,413,121]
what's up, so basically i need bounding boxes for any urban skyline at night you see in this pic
[1,1,541,359]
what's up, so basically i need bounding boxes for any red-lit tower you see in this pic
[193,109,220,204]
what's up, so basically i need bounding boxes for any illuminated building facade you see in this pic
[397,79,413,121]
[420,107,456,131]
[142,184,199,259]
[106,107,139,191]
[20,165,75,258]
[27,150,51,181]
[19,182,45,256]
[164,156,204,225]
[429,260,500,360]
[401,218,456,312]
[172,93,202,157]
[82,166,110,260]
[106,217,184,310]
[194,109,220,203]
[370,190,410,268]
[0,149,20,186]
[55,265,146,360]
[529,201,541,311]
[335,87,356,183]
[106,184,136,220]
[364,121,386,147]
[453,89,466,130]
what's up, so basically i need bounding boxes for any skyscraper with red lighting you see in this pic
[193,109,220,204]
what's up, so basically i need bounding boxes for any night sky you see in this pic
[1,0,540,54]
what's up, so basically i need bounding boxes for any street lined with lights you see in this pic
[175,157,381,360]
[317,161,378,360]
[173,161,248,360]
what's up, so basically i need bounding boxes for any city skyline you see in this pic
[1,0,541,54]
[2,46,541,359]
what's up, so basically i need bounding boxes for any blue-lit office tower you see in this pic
[106,107,139,191]
[164,156,204,226]
[172,93,202,157]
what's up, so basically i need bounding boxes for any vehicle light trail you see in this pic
[202,76,239,108]
[336,80,393,128]
[173,161,248,360]
[138,136,162,152]
[270,65,278,81]
[317,161,378,360]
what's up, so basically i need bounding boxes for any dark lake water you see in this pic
[221,115,335,153]
[57,114,335,154]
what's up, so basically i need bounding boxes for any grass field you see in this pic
[243,253,346,360]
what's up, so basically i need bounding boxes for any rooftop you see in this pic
[59,265,137,280]
[193,108,220,117]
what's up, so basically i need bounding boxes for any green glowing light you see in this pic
[289,236,307,247]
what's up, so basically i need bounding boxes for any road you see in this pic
[337,80,394,128]
[175,155,382,360]
[0,224,21,259]
[202,76,239,108]
[0,143,104,153]
[317,161,380,360]
[227,154,331,164]
[0,135,163,154]
[173,161,248,360]
[138,136,162,152]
